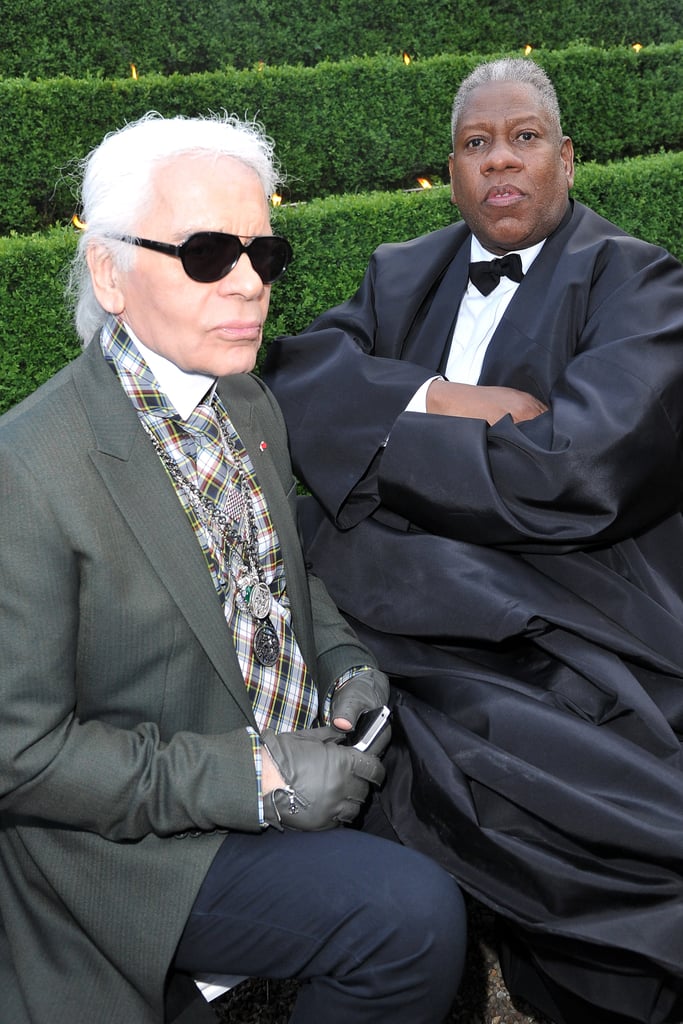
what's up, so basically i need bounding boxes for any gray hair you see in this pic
[69,111,283,345]
[451,58,563,141]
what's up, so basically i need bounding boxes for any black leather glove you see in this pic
[261,726,385,831]
[330,668,391,754]
[330,668,390,726]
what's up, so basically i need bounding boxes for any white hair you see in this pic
[68,111,283,344]
[451,58,563,141]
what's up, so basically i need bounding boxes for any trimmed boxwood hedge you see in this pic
[2,0,681,78]
[2,43,682,235]
[2,150,682,415]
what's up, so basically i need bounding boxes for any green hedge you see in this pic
[2,0,681,78]
[2,150,682,416]
[3,43,682,236]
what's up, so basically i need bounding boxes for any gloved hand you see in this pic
[330,668,391,755]
[330,668,390,727]
[261,726,385,831]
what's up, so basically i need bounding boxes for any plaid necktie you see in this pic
[183,399,246,528]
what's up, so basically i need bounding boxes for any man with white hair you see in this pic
[0,112,466,1024]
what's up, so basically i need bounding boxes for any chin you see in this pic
[213,355,259,378]
[203,342,260,378]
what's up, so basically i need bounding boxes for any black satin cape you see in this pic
[305,506,683,1024]
[263,202,683,1023]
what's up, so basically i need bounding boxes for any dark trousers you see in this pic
[173,825,466,1023]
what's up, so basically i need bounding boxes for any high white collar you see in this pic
[123,321,216,420]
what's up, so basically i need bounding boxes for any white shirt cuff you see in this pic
[405,376,442,413]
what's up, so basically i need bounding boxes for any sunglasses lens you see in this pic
[181,233,241,283]
[248,236,293,284]
[179,233,292,284]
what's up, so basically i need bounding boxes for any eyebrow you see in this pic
[457,112,547,133]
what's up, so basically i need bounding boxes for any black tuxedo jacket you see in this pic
[265,200,683,547]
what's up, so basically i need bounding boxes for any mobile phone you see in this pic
[343,705,391,752]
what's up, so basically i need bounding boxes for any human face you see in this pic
[449,81,574,255]
[95,154,273,377]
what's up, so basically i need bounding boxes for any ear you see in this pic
[86,242,126,315]
[448,152,457,204]
[560,136,575,189]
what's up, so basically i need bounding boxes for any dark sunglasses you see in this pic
[113,231,293,284]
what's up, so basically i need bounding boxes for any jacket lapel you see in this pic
[397,223,471,372]
[479,202,579,395]
[73,342,256,724]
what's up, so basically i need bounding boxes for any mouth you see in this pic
[484,185,525,206]
[214,322,262,342]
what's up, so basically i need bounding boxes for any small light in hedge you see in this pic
[417,177,432,190]
[271,194,282,207]
[632,42,643,52]
[524,44,533,56]
[402,51,412,65]
[71,214,87,231]
[130,64,138,80]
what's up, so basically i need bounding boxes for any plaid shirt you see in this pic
[100,317,318,735]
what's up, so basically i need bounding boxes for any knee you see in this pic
[410,857,466,951]
[382,845,467,971]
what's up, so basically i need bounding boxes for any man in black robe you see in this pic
[263,58,683,1024]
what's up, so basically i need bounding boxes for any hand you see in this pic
[330,668,390,732]
[261,726,385,831]
[427,379,547,424]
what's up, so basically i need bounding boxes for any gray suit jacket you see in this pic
[0,339,375,1022]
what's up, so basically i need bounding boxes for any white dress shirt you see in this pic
[406,236,545,412]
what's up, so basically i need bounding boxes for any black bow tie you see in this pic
[469,252,524,296]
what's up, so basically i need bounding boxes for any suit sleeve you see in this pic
[263,248,444,524]
[380,244,683,550]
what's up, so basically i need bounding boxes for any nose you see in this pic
[482,137,523,174]
[217,251,267,296]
